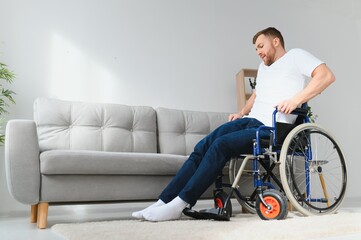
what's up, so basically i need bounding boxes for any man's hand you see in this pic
[228,113,242,122]
[277,99,299,114]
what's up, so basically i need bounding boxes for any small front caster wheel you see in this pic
[256,189,288,220]
[214,191,232,218]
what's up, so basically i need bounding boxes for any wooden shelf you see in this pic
[236,68,257,112]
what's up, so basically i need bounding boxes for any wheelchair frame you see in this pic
[183,104,347,221]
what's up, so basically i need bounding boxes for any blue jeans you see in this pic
[159,117,269,206]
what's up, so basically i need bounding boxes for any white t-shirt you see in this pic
[247,48,324,126]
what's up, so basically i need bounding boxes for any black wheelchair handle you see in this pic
[290,107,308,116]
[275,106,308,116]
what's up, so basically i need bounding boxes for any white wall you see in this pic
[0,0,360,213]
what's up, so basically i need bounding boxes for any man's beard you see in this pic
[263,57,273,66]
[263,48,276,66]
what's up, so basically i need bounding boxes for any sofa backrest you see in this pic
[156,108,229,156]
[34,98,157,153]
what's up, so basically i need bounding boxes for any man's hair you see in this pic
[252,27,285,49]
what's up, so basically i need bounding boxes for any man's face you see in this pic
[254,34,277,66]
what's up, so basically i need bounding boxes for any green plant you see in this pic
[306,106,318,123]
[0,62,16,144]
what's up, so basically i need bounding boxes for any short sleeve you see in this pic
[291,48,324,77]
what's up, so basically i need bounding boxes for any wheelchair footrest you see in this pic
[183,207,230,221]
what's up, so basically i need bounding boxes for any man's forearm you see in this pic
[241,92,256,116]
[292,64,335,105]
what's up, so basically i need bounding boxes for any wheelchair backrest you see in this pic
[274,104,309,146]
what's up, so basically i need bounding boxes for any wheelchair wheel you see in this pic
[255,189,288,220]
[279,123,347,216]
[229,157,257,214]
[214,191,232,218]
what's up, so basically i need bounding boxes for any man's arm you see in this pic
[277,63,335,114]
[229,92,256,121]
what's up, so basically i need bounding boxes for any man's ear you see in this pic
[273,37,280,47]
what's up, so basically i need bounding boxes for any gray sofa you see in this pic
[5,98,231,228]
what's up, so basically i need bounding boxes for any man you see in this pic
[132,27,335,222]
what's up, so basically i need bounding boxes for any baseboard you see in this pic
[342,196,361,208]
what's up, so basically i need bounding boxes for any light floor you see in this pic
[1,200,361,240]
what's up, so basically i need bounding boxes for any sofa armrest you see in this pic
[5,120,40,205]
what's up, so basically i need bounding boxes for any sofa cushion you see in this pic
[34,98,157,153]
[156,108,229,156]
[40,150,187,175]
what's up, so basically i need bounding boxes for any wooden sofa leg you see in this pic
[30,204,38,223]
[37,202,49,229]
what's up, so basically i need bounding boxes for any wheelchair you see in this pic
[183,104,347,221]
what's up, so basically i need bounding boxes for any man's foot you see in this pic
[132,199,165,219]
[143,196,188,222]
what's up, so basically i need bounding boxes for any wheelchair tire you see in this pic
[255,189,288,220]
[279,123,347,216]
[214,191,232,218]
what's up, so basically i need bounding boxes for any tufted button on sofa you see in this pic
[5,98,233,228]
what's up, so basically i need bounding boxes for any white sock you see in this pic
[143,196,188,222]
[132,199,165,219]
